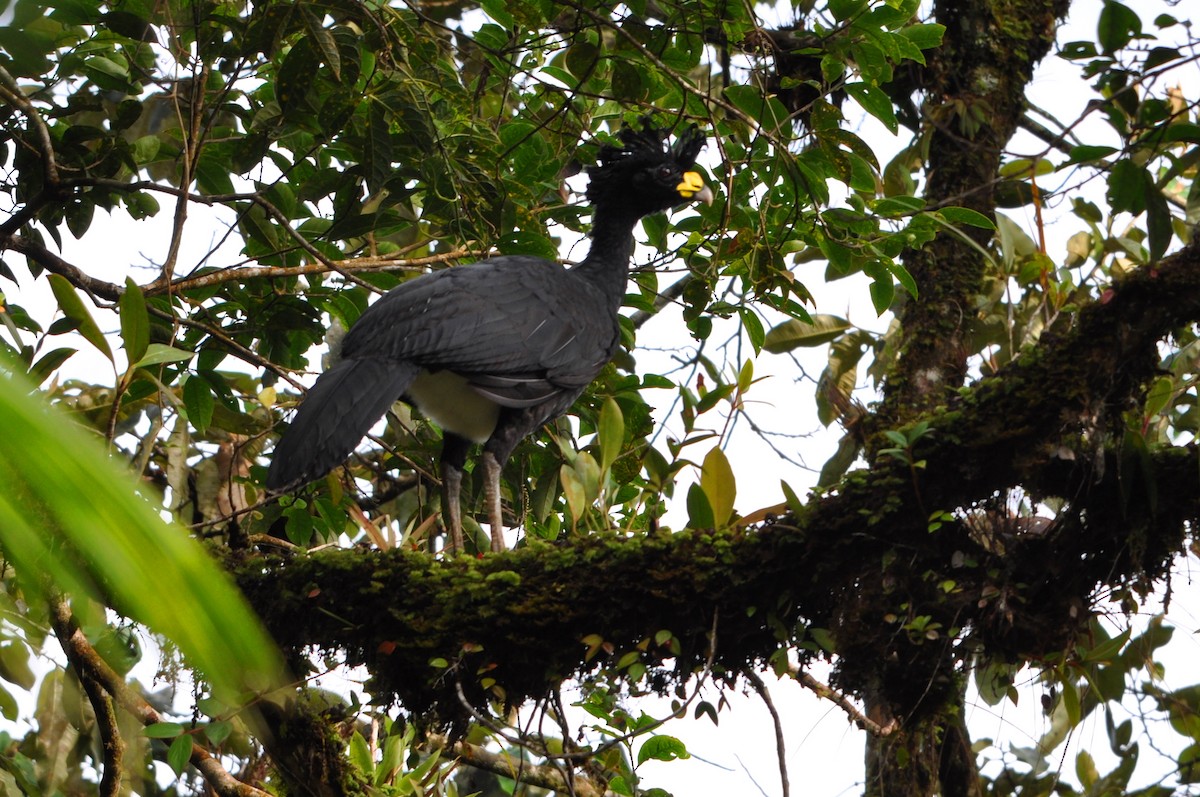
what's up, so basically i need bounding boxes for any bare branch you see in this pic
[77,667,124,797]
[0,64,59,186]
[631,273,694,329]
[4,234,123,302]
[789,666,897,738]
[747,670,790,797]
[48,595,273,797]
[428,734,604,797]
[150,248,479,297]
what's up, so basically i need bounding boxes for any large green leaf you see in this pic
[764,315,851,353]
[0,367,283,701]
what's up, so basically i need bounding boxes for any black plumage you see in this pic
[266,124,713,552]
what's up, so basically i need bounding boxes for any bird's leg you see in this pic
[440,435,471,554]
[441,461,464,553]
[482,451,505,552]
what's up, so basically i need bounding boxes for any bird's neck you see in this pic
[573,206,640,307]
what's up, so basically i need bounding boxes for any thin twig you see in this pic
[149,247,478,296]
[630,272,694,329]
[790,665,898,737]
[428,734,604,797]
[746,670,790,797]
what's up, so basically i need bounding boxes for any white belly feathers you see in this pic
[405,370,501,444]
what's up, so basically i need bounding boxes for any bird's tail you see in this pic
[266,358,419,491]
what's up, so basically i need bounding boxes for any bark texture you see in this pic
[866,0,1072,789]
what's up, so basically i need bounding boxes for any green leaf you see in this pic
[183,375,215,434]
[1145,182,1174,262]
[133,343,194,369]
[1158,122,1200,145]
[818,432,861,487]
[0,643,35,689]
[807,627,836,652]
[27,347,76,386]
[82,54,133,91]
[145,722,185,738]
[204,720,233,746]
[935,207,996,229]
[1062,677,1081,727]
[349,731,373,774]
[890,262,918,298]
[974,659,1016,706]
[872,196,925,216]
[480,0,515,28]
[700,447,736,526]
[1081,627,1130,662]
[764,315,851,353]
[869,275,895,314]
[1107,159,1149,215]
[0,365,284,702]
[998,158,1054,179]
[900,23,945,50]
[637,735,690,765]
[47,274,113,362]
[167,732,193,775]
[739,307,766,353]
[0,683,17,721]
[560,464,587,524]
[1098,0,1141,54]
[844,82,898,134]
[686,482,714,529]
[1075,748,1098,789]
[564,43,599,79]
[119,277,149,364]
[1066,144,1118,164]
[300,6,341,79]
[598,398,624,474]
[828,0,868,22]
[723,84,790,132]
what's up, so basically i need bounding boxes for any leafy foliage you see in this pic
[0,0,1199,793]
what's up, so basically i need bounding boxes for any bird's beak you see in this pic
[677,171,715,206]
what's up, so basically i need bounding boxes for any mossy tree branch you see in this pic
[233,238,1200,730]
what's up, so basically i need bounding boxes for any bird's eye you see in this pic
[657,165,675,179]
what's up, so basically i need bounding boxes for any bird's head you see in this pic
[585,122,714,216]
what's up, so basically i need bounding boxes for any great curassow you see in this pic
[266,123,713,552]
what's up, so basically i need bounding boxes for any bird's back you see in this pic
[342,255,623,408]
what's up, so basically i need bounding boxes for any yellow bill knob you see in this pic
[676,171,715,205]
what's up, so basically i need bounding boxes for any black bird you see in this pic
[266,124,713,552]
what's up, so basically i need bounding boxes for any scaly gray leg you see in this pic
[482,451,505,552]
[441,460,464,553]
[440,434,471,554]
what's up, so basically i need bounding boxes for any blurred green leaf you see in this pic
[0,367,284,701]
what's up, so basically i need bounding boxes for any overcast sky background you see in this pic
[3,0,1200,794]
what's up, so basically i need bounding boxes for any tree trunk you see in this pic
[864,690,981,797]
[864,0,1070,792]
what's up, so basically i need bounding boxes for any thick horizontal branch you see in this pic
[234,240,1200,722]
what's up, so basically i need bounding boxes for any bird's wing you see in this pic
[266,358,420,490]
[340,257,619,408]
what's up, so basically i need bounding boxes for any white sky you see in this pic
[3,0,1200,794]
